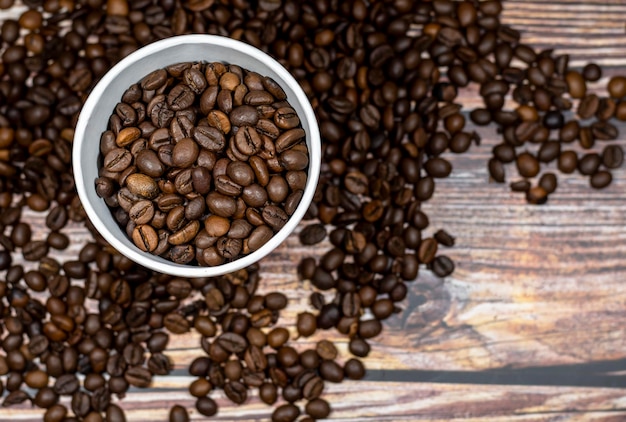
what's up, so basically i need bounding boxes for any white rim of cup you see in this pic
[73,35,321,277]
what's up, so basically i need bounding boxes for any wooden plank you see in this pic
[4,382,626,421]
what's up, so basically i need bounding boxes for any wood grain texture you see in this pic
[2,0,626,420]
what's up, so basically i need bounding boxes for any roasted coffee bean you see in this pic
[558,151,578,174]
[169,405,190,422]
[602,145,624,169]
[248,225,273,252]
[516,152,540,178]
[488,158,505,183]
[582,63,602,82]
[54,374,80,395]
[299,224,326,245]
[124,366,152,388]
[608,76,626,99]
[196,396,218,417]
[344,358,366,380]
[297,312,317,337]
[224,381,248,404]
[591,121,618,140]
[431,255,455,277]
[259,382,278,405]
[132,225,158,252]
[578,94,600,119]
[590,171,612,189]
[539,173,558,194]
[272,403,300,422]
[578,153,602,175]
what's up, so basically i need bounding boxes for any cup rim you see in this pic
[73,34,321,277]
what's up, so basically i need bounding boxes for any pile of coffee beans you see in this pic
[96,61,309,266]
[481,53,626,203]
[0,0,624,421]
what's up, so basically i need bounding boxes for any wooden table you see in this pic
[3,0,626,420]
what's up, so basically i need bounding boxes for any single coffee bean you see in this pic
[272,404,300,422]
[260,383,278,405]
[196,396,218,417]
[565,71,586,99]
[578,94,600,119]
[590,170,612,189]
[224,381,247,404]
[516,152,540,178]
[297,312,317,337]
[559,120,579,143]
[582,63,602,82]
[578,153,602,175]
[539,173,558,194]
[344,358,366,380]
[124,366,152,388]
[591,121,618,140]
[424,157,452,178]
[431,255,455,277]
[299,224,326,245]
[488,158,505,183]
[132,225,158,252]
[608,76,626,98]
[602,145,624,169]
[305,398,331,419]
[558,151,578,174]
[169,405,189,422]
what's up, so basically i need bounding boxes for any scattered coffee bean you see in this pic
[2,3,625,422]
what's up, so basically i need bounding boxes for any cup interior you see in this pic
[73,35,321,277]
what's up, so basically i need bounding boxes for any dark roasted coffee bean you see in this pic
[259,382,278,405]
[124,366,152,388]
[305,398,331,419]
[297,312,317,337]
[539,173,558,194]
[590,171,612,189]
[54,374,79,395]
[602,145,624,169]
[344,358,366,380]
[578,153,602,175]
[488,158,505,183]
[224,381,247,404]
[558,151,578,174]
[578,94,599,119]
[196,396,218,417]
[431,255,455,277]
[299,223,326,245]
[608,76,626,99]
[424,157,452,178]
[349,338,371,358]
[493,143,516,163]
[516,152,540,178]
[169,405,189,422]
[591,121,618,140]
[582,63,602,82]
[510,180,530,192]
[538,141,561,163]
[272,404,300,422]
[526,186,548,205]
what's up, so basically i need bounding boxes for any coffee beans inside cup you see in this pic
[95,61,309,266]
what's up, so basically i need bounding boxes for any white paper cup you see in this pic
[73,35,321,277]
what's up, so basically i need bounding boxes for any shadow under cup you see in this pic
[73,35,321,277]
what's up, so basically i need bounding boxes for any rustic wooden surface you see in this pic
[3,1,626,420]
